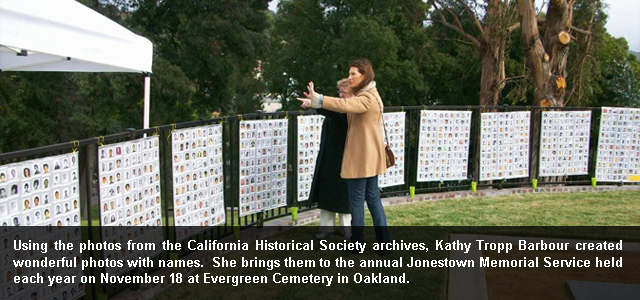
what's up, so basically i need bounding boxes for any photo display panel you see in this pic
[539,111,592,177]
[98,136,163,275]
[596,107,640,182]
[0,153,84,300]
[296,115,324,201]
[379,112,406,187]
[480,111,531,181]
[417,110,472,182]
[0,153,81,227]
[239,119,288,217]
[171,124,225,241]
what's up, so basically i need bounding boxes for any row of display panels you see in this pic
[2,107,639,228]
[2,107,638,228]
[1,107,638,273]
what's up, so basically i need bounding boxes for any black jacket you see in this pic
[308,109,350,213]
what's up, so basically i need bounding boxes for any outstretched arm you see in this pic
[296,81,374,114]
[321,94,373,114]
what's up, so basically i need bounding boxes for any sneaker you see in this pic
[314,231,332,240]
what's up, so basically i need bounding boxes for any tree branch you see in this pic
[571,25,592,35]
[566,1,595,106]
[498,75,528,87]
[454,0,486,41]
[433,37,477,46]
[508,22,521,32]
[429,0,482,47]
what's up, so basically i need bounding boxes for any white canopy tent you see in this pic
[0,0,154,129]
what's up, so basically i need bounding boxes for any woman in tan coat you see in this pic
[298,59,390,253]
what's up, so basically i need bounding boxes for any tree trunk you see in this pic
[479,45,505,106]
[479,0,508,106]
[431,0,513,106]
[518,0,574,107]
[519,0,576,182]
[543,0,574,106]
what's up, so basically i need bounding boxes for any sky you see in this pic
[602,0,640,51]
[268,0,640,52]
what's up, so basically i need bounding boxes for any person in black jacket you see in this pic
[310,78,352,240]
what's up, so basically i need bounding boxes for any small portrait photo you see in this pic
[33,163,41,175]
[32,194,42,207]
[23,198,31,210]
[23,166,32,179]
[9,168,18,181]
[23,181,32,194]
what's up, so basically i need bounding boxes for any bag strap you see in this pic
[362,91,390,146]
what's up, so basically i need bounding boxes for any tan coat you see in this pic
[322,82,387,179]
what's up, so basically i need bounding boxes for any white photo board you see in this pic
[417,110,472,182]
[238,119,288,216]
[596,107,640,182]
[98,136,163,274]
[0,153,83,300]
[539,111,591,177]
[0,153,81,226]
[296,115,324,201]
[480,111,530,181]
[171,124,225,240]
[379,112,406,187]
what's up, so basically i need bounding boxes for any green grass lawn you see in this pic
[149,190,640,300]
[382,190,640,226]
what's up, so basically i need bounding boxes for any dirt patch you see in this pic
[483,249,640,300]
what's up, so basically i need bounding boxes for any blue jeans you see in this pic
[347,176,390,244]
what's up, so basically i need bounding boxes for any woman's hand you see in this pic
[296,81,323,108]
[299,98,312,108]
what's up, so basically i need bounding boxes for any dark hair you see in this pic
[349,58,375,93]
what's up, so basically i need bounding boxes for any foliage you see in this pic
[128,0,270,115]
[0,0,270,153]
[263,0,433,110]
[564,0,640,107]
[0,73,78,152]
[592,35,640,107]
[1,0,639,154]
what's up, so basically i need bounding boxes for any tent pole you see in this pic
[144,75,151,129]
